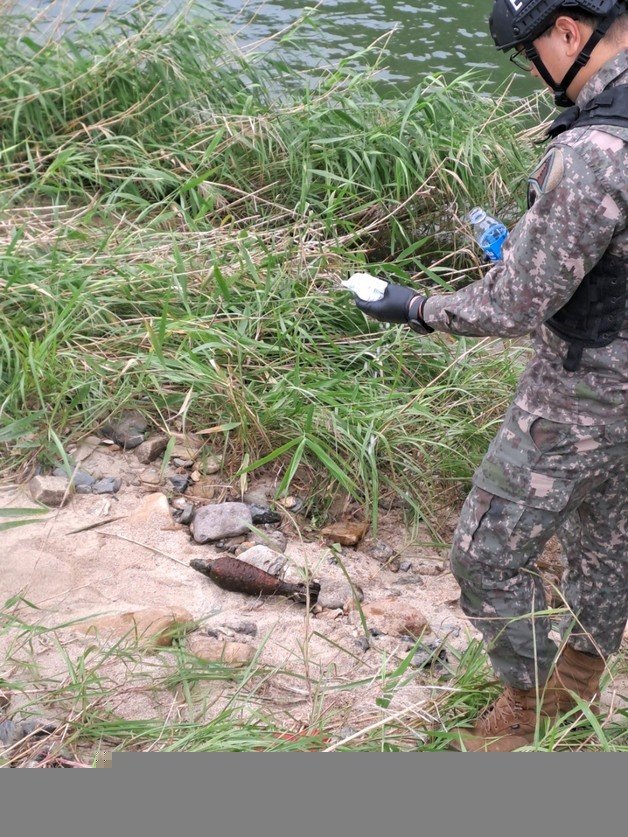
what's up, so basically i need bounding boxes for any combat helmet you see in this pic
[489,0,627,105]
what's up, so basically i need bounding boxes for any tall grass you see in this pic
[0,1,544,531]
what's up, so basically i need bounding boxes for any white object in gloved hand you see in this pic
[341,273,387,302]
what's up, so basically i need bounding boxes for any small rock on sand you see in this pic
[249,530,288,554]
[190,503,253,543]
[317,578,363,610]
[187,635,255,666]
[321,520,368,547]
[236,545,287,577]
[29,475,73,507]
[247,504,282,525]
[198,455,222,475]
[92,477,122,494]
[140,467,162,487]
[360,598,430,639]
[187,478,219,500]
[169,474,189,493]
[52,467,95,492]
[135,434,170,464]
[101,410,147,450]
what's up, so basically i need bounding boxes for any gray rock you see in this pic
[204,621,258,639]
[190,503,253,544]
[411,642,448,670]
[233,621,258,637]
[18,718,58,738]
[169,474,189,493]
[199,455,222,475]
[171,500,195,525]
[140,467,162,486]
[437,621,461,639]
[367,540,395,563]
[0,717,56,748]
[101,410,147,450]
[317,578,363,610]
[171,438,202,460]
[399,561,412,572]
[173,457,194,468]
[355,637,370,653]
[70,468,96,494]
[237,545,286,577]
[243,485,273,505]
[367,540,400,571]
[0,719,18,747]
[233,529,288,556]
[29,475,73,507]
[215,535,246,553]
[135,434,169,464]
[92,477,121,494]
[53,467,95,490]
[253,530,288,553]
[247,504,282,525]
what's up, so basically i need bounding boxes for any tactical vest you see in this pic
[531,84,628,372]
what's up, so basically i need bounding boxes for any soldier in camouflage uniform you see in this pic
[353,0,627,750]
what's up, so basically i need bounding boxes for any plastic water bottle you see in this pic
[466,207,508,261]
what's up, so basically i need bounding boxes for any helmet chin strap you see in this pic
[524,43,574,105]
[523,9,623,107]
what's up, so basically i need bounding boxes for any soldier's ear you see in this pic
[554,16,587,56]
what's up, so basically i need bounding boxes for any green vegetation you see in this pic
[0,1,542,530]
[5,4,621,758]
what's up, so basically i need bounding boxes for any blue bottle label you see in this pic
[478,224,508,261]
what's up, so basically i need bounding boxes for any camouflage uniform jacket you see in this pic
[422,49,628,425]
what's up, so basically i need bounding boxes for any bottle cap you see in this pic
[466,207,486,225]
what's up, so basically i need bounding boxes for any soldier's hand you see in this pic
[355,282,433,333]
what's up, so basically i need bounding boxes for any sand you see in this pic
[1,439,625,755]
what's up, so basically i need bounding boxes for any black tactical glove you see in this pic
[355,282,433,334]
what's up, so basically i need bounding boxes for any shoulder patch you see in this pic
[527,148,565,208]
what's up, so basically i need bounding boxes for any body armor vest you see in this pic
[530,85,628,372]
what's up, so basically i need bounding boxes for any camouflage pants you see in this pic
[450,402,628,690]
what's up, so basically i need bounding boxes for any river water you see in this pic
[16,0,536,95]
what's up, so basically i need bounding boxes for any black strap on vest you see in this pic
[545,84,628,139]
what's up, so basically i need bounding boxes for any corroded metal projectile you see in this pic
[190,554,320,604]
